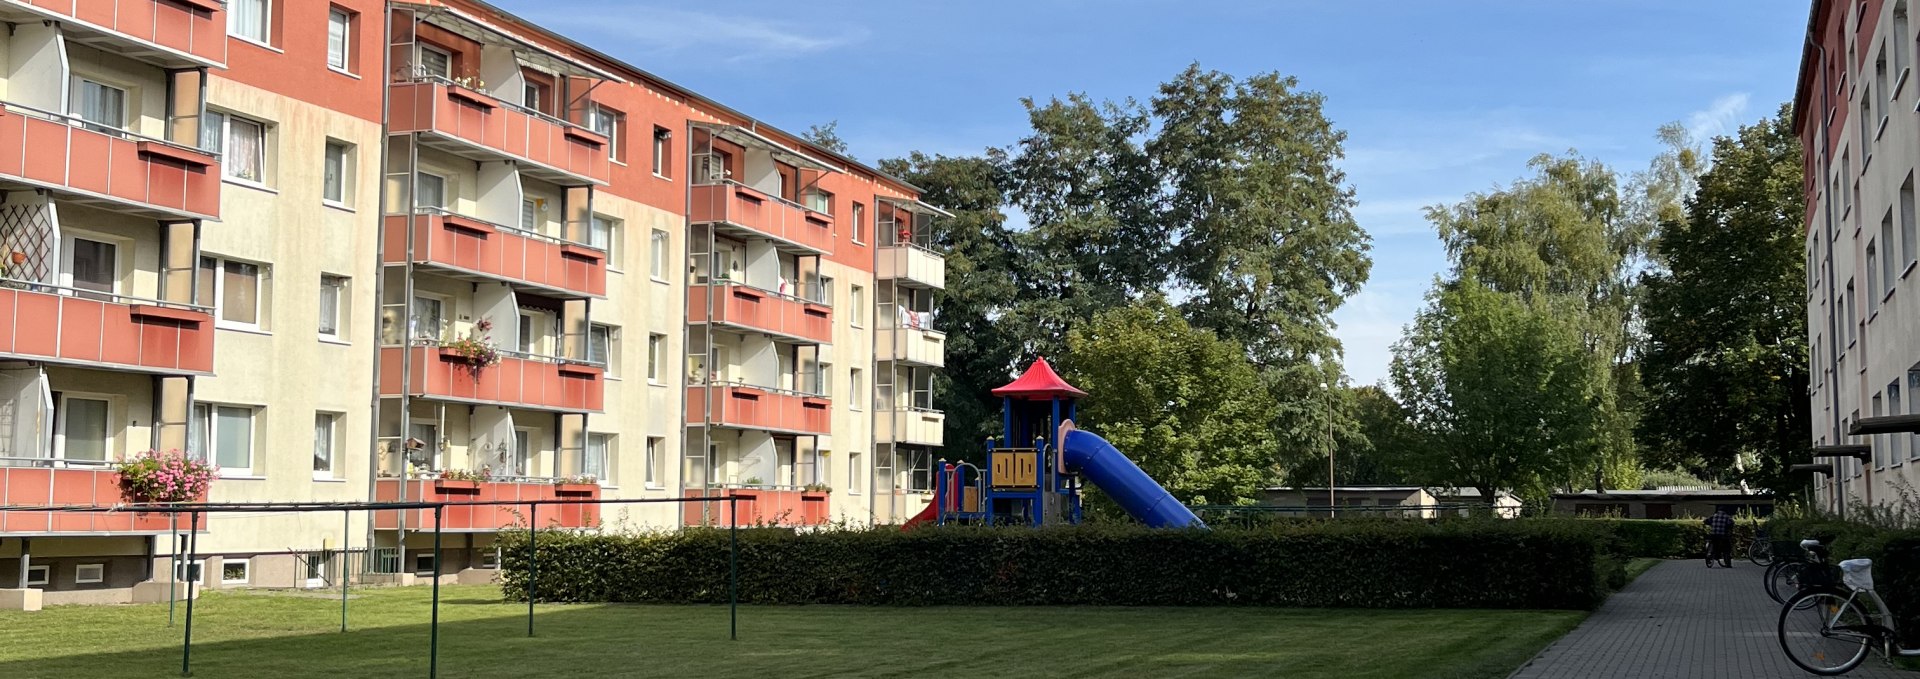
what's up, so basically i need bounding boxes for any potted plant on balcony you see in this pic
[435,467,491,493]
[553,474,598,495]
[800,482,831,498]
[440,317,502,373]
[115,449,216,505]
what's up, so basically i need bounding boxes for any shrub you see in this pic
[1561,518,1760,559]
[498,520,1620,610]
[114,449,215,504]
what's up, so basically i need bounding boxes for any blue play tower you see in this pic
[908,358,1205,529]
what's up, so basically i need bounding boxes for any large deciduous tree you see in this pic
[1638,105,1808,493]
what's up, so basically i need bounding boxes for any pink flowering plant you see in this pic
[443,317,502,368]
[115,449,216,504]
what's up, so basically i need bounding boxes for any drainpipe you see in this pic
[367,2,397,553]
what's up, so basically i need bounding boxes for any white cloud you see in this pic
[1685,93,1752,141]
[520,5,866,63]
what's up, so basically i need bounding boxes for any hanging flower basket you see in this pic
[115,449,216,505]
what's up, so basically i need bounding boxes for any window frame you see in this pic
[228,0,272,47]
[647,333,667,384]
[588,213,618,262]
[70,76,129,133]
[850,368,864,411]
[60,231,121,299]
[323,140,352,206]
[417,44,452,81]
[313,412,339,480]
[25,564,50,587]
[318,274,346,341]
[214,111,270,187]
[200,255,267,331]
[174,559,207,585]
[590,104,625,164]
[585,432,612,485]
[196,402,259,477]
[847,451,864,495]
[645,436,664,489]
[326,7,353,73]
[850,285,864,327]
[414,171,448,209]
[74,563,105,585]
[589,323,617,376]
[652,126,671,178]
[222,558,251,585]
[53,392,115,464]
[649,229,670,282]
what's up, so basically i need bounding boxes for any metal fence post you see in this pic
[527,502,537,638]
[341,509,350,633]
[181,511,200,677]
[429,504,443,679]
[729,495,738,642]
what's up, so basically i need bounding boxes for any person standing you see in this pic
[1703,507,1735,568]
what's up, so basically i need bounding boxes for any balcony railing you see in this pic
[383,208,606,298]
[878,407,945,447]
[688,280,832,344]
[371,478,599,531]
[0,280,214,374]
[0,102,220,218]
[679,487,828,527]
[388,78,609,186]
[877,241,945,289]
[689,181,835,254]
[0,459,207,534]
[880,323,945,369]
[3,0,227,68]
[686,382,831,435]
[379,344,604,413]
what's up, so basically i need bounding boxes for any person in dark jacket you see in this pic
[1703,507,1735,568]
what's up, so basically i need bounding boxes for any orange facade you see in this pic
[382,213,606,298]
[689,182,836,254]
[389,80,611,185]
[685,385,831,435]
[0,109,220,218]
[687,283,833,344]
[371,479,599,530]
[0,288,213,374]
[379,346,604,412]
[0,466,206,534]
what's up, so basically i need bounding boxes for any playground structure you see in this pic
[904,358,1205,529]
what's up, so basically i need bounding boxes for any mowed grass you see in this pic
[0,585,1584,679]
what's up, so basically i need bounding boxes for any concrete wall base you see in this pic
[0,588,43,611]
[130,581,199,604]
[456,568,498,585]
[355,573,416,587]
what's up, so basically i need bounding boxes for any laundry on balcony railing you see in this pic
[897,306,935,331]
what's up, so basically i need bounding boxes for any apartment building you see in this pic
[0,0,942,608]
[1797,0,1920,514]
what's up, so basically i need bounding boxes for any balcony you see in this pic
[0,104,219,220]
[878,408,945,447]
[878,243,945,289]
[379,345,604,413]
[383,210,606,298]
[0,284,213,374]
[388,80,609,186]
[688,281,832,344]
[0,462,207,534]
[679,487,828,527]
[372,478,599,531]
[0,0,226,68]
[686,384,830,436]
[689,182,834,255]
[880,325,945,369]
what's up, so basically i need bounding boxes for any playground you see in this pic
[0,584,1583,679]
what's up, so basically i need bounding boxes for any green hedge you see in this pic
[498,521,1621,610]
[1564,518,1761,559]
[1767,518,1920,647]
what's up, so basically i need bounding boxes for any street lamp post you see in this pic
[1324,381,1334,519]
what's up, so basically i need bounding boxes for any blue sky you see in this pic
[494,0,1808,385]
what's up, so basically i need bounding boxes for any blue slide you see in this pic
[1060,427,1207,529]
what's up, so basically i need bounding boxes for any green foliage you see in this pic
[800,120,849,157]
[1561,518,1761,558]
[1768,517,1920,647]
[1638,104,1808,494]
[498,521,1620,610]
[1058,299,1287,505]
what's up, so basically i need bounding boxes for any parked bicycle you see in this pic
[1750,529,1775,566]
[1777,542,1920,674]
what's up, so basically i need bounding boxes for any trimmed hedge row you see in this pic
[499,521,1622,610]
[1570,518,1761,559]
[1769,518,1920,647]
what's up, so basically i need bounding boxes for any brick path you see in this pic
[1507,559,1910,678]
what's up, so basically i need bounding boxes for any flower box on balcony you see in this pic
[434,479,481,492]
[555,483,597,495]
[800,491,829,500]
[563,127,608,146]
[136,141,214,168]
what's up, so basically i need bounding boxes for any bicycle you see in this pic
[1751,529,1775,567]
[1778,543,1920,674]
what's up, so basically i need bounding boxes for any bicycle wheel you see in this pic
[1778,589,1872,675]
[1769,562,1806,604]
[1750,539,1775,566]
[1764,561,1784,600]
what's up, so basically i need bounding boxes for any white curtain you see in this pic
[226,119,264,183]
[0,367,51,463]
[231,0,267,42]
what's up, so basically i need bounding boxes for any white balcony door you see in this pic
[411,294,445,341]
[512,428,533,477]
[0,367,52,463]
[60,235,118,300]
[54,394,110,463]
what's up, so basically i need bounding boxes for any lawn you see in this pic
[0,586,1584,679]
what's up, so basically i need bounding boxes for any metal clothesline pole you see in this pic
[429,504,444,679]
[180,511,200,677]
[527,502,537,637]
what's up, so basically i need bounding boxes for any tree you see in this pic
[802,121,849,157]
[877,152,1018,462]
[1059,299,1288,506]
[1391,280,1612,501]
[1638,104,1808,493]
[1331,385,1420,485]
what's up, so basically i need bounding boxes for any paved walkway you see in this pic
[1508,559,1910,678]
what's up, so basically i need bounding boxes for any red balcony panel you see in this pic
[19,0,226,65]
[386,81,609,185]
[689,183,835,254]
[371,479,599,531]
[679,488,829,527]
[0,110,221,218]
[0,466,206,534]
[685,385,830,435]
[379,346,602,412]
[687,284,832,344]
[0,288,213,373]
[382,214,606,297]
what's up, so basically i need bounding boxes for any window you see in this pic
[1860,94,1872,157]
[696,148,731,183]
[807,188,833,216]
[413,552,436,574]
[650,229,670,280]
[323,140,350,204]
[585,433,611,483]
[414,172,447,209]
[64,235,118,298]
[854,203,867,244]
[222,559,250,585]
[25,565,49,587]
[850,368,864,410]
[510,428,532,476]
[217,113,268,184]
[590,105,625,163]
[306,552,333,587]
[75,563,106,584]
[418,45,451,80]
[1893,381,1907,462]
[1875,393,1887,469]
[71,78,127,132]
[647,333,666,383]
[1885,213,1899,298]
[850,285,864,326]
[815,276,834,306]
[523,82,544,111]
[1869,239,1882,314]
[173,560,205,585]
[1879,49,1892,131]
[409,421,440,469]
[652,126,671,177]
[848,452,863,495]
[1904,175,1917,271]
[1847,280,1859,346]
[318,275,345,340]
[1909,365,1920,459]
[589,214,617,260]
[313,413,338,478]
[1844,152,1854,214]
[1898,3,1912,78]
[193,403,257,476]
[645,436,664,487]
[327,8,352,72]
[518,313,535,354]
[230,0,269,44]
[411,294,445,341]
[199,256,265,329]
[56,395,110,463]
[589,323,616,374]
[521,199,539,231]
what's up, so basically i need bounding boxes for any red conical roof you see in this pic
[991,357,1087,399]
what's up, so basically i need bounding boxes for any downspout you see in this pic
[367,1,397,553]
[1811,32,1849,519]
